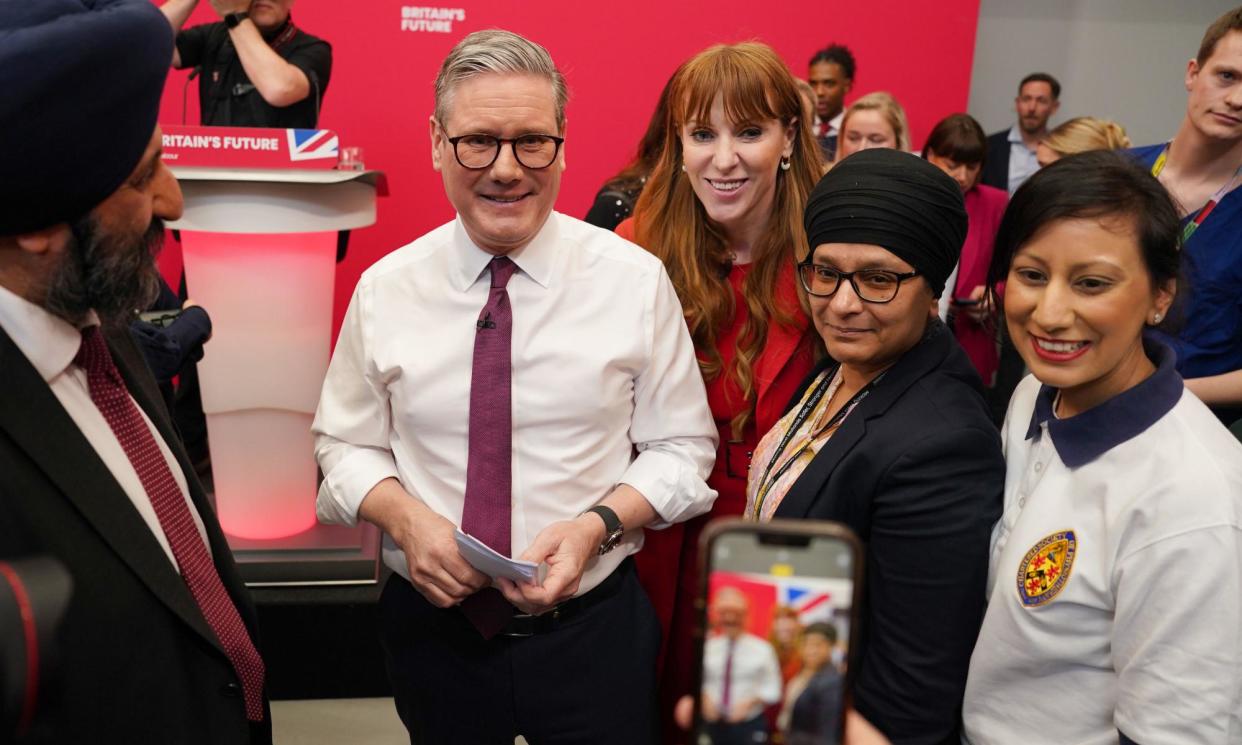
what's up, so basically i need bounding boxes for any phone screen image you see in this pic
[694,519,860,745]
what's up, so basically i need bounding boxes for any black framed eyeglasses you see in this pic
[797,261,920,304]
[441,126,565,170]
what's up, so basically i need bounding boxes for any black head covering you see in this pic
[0,0,173,236]
[804,149,968,296]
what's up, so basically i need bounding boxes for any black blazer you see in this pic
[773,323,1003,745]
[0,325,271,745]
[980,129,1011,192]
[788,666,845,745]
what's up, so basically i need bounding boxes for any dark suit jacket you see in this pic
[0,324,271,745]
[774,323,1003,745]
[788,666,844,745]
[980,129,1012,192]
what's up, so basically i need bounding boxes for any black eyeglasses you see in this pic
[440,125,564,170]
[797,261,920,304]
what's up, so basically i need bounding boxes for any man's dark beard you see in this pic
[43,216,165,329]
[1020,116,1046,135]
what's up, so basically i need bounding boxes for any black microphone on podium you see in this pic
[181,66,201,125]
[308,70,321,128]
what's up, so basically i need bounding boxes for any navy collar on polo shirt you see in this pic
[1026,336,1184,468]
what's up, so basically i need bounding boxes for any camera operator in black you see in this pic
[162,0,331,128]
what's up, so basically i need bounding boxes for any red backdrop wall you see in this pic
[156,0,981,338]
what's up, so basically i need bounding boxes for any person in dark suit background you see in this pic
[745,150,1004,744]
[0,2,270,743]
[807,44,857,162]
[130,277,212,417]
[980,73,1060,195]
[783,622,845,745]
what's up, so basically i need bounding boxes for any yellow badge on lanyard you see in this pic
[1016,530,1077,608]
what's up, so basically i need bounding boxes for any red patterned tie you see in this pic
[459,256,518,639]
[75,326,265,721]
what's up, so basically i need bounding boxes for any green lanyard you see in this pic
[1151,143,1242,244]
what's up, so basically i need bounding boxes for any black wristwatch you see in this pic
[584,505,624,555]
[223,11,249,29]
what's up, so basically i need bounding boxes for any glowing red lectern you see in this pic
[163,124,387,583]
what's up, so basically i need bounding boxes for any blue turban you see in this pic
[804,149,968,297]
[0,0,173,235]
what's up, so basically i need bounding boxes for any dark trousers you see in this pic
[704,714,769,745]
[378,560,661,745]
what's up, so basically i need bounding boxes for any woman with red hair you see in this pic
[617,41,823,742]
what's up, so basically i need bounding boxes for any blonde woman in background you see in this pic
[834,92,910,163]
[1035,116,1131,166]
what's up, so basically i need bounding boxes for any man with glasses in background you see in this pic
[312,29,717,743]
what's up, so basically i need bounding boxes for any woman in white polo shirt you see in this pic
[962,150,1242,744]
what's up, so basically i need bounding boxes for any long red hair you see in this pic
[633,42,821,439]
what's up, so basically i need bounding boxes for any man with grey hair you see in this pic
[313,29,717,743]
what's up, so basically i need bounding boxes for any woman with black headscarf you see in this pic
[745,149,1005,743]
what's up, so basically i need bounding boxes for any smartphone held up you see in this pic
[692,519,862,745]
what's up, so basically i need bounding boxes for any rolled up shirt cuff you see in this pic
[619,446,717,529]
[315,446,400,527]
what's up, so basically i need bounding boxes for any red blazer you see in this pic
[616,215,816,719]
[616,216,814,443]
[950,184,1007,386]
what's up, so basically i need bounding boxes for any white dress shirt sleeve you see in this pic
[755,641,784,705]
[618,267,718,527]
[312,280,401,527]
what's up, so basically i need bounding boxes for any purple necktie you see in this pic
[459,256,519,638]
[75,327,266,720]
[720,636,736,714]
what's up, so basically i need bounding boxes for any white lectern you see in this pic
[168,166,385,584]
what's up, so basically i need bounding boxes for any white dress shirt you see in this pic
[0,285,209,567]
[1005,125,1040,195]
[964,350,1242,744]
[702,632,783,721]
[814,111,845,140]
[313,211,718,594]
[828,111,844,137]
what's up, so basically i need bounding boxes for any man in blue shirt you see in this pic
[981,73,1061,195]
[1132,6,1242,425]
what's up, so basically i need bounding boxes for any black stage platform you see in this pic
[254,574,393,700]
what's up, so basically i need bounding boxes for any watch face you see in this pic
[601,529,624,555]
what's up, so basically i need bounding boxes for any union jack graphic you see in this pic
[286,129,340,162]
[779,582,838,625]
[709,570,853,638]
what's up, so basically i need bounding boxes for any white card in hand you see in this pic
[455,530,546,585]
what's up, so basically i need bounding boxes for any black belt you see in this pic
[494,558,632,638]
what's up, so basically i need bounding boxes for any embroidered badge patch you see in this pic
[1016,530,1077,608]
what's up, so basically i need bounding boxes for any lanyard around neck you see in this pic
[750,367,882,517]
[1151,142,1242,243]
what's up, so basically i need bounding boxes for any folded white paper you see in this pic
[455,529,547,585]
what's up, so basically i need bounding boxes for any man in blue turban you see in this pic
[0,2,270,743]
